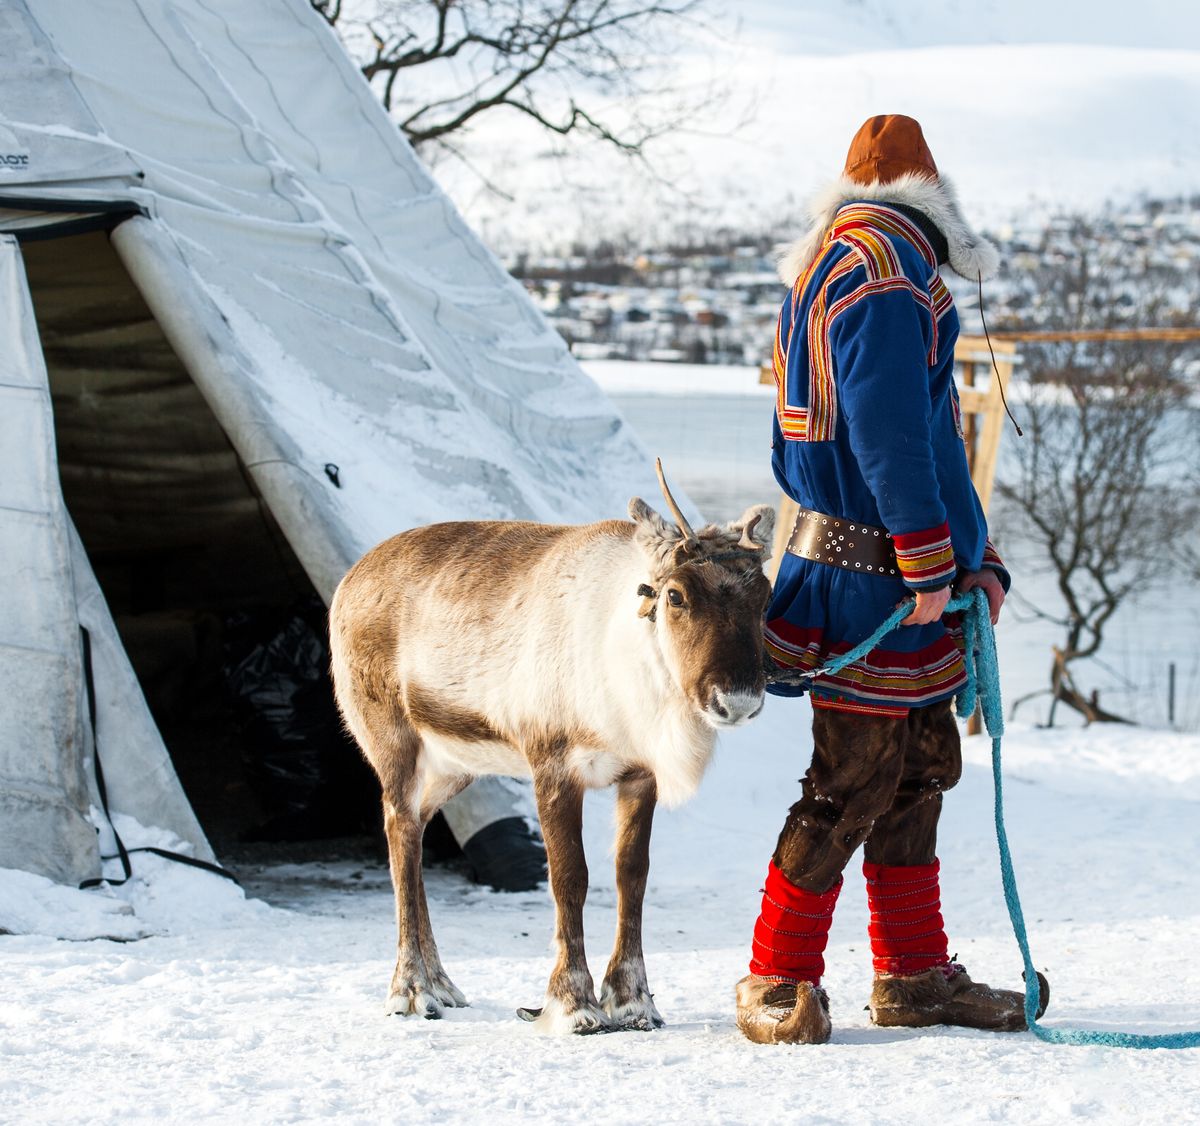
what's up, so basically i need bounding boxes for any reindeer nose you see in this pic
[708,688,764,727]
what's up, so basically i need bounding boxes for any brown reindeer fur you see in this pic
[330,495,773,1034]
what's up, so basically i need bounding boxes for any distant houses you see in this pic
[514,242,784,366]
[509,198,1200,369]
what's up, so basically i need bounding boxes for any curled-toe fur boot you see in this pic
[869,961,1049,1032]
[735,974,831,1044]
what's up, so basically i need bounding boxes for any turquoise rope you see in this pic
[810,588,1200,1049]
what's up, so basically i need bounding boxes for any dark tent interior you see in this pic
[21,227,382,858]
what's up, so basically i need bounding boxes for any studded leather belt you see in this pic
[785,506,899,576]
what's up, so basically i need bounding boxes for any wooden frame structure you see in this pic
[953,335,1017,515]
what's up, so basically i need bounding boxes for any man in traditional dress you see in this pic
[736,115,1044,1044]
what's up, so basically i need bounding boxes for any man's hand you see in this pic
[900,585,951,626]
[956,568,1006,625]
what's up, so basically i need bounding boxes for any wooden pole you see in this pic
[954,337,1017,733]
[768,493,798,585]
[1168,662,1177,728]
[986,327,1200,343]
[760,362,796,585]
[954,338,1016,516]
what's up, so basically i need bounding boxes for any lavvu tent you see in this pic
[0,0,658,891]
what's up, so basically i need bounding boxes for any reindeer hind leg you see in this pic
[332,619,461,1017]
[416,772,473,1009]
[347,693,447,1019]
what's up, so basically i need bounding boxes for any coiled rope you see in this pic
[769,588,1200,1049]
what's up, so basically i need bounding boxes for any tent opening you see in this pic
[21,226,381,858]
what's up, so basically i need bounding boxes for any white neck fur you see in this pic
[776,172,999,286]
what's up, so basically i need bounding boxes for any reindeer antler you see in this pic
[738,513,764,552]
[655,457,696,543]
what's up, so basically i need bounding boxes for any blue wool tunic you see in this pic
[766,201,1008,715]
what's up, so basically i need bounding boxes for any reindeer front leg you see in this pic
[600,772,664,1030]
[520,767,610,1034]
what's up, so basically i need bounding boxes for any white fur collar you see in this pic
[776,172,999,286]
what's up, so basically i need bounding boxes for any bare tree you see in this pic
[311,0,709,159]
[996,216,1200,725]
[1173,460,1200,583]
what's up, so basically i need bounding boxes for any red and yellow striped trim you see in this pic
[834,204,946,364]
[802,255,860,440]
[775,245,857,443]
[835,225,902,281]
[766,620,967,710]
[930,274,953,320]
[773,303,809,439]
[830,204,937,272]
[776,203,947,446]
[812,696,909,719]
[893,522,956,588]
[929,274,953,362]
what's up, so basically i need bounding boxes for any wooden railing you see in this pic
[954,335,1017,516]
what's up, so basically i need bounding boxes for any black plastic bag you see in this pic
[224,598,377,840]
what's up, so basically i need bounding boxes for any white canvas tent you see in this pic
[0,0,658,888]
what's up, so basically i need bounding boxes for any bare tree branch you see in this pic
[310,0,343,27]
[994,214,1200,724]
[315,0,712,159]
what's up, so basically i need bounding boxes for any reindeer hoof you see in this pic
[612,1009,664,1032]
[430,975,469,1008]
[623,1011,665,1031]
[522,999,613,1035]
[601,991,665,1031]
[385,986,445,1020]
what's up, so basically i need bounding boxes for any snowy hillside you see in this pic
[5,717,1200,1122]
[428,4,1200,250]
[733,0,1200,53]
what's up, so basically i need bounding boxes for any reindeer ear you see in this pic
[629,497,675,540]
[629,496,685,578]
[730,504,776,558]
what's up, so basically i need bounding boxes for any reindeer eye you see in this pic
[667,588,684,607]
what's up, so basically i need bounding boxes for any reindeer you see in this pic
[329,462,774,1034]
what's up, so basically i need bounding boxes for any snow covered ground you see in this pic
[4,714,1200,1123]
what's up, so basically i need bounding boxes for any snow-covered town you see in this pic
[514,201,1200,367]
[2,1,1199,1124]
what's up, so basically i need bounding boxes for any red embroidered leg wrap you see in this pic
[749,860,842,985]
[863,858,950,976]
